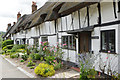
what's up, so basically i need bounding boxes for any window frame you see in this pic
[62,35,76,50]
[41,37,48,42]
[100,30,116,53]
[34,38,39,46]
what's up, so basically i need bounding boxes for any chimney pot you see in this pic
[17,12,21,20]
[7,23,11,31]
[13,22,16,25]
[32,1,37,13]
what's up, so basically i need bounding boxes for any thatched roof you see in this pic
[27,2,56,28]
[10,14,29,34]
[9,1,98,34]
[44,2,65,21]
[59,2,97,17]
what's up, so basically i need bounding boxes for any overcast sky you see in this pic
[0,0,48,32]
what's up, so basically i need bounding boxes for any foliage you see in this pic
[34,63,55,77]
[11,45,26,52]
[29,53,35,60]
[53,61,63,70]
[34,53,41,60]
[27,60,35,67]
[20,60,24,62]
[21,54,28,61]
[10,53,19,59]
[2,45,13,51]
[2,39,13,48]
[45,56,55,65]
[30,66,35,69]
[78,52,98,79]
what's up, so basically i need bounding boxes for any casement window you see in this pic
[34,38,39,46]
[62,35,76,50]
[41,37,48,42]
[27,39,29,45]
[101,30,115,53]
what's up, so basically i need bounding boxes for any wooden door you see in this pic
[79,32,90,53]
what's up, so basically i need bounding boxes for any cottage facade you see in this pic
[3,0,120,74]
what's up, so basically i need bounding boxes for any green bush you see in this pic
[10,53,19,59]
[27,60,35,67]
[34,63,55,77]
[53,61,63,70]
[30,66,35,69]
[34,53,41,60]
[2,45,13,51]
[29,53,35,60]
[2,39,13,48]
[20,60,24,62]
[11,45,26,52]
[45,56,55,65]
[21,54,28,61]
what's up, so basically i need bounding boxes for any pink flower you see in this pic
[108,51,110,53]
[41,42,42,44]
[49,61,51,63]
[54,50,56,53]
[53,60,56,62]
[57,42,59,44]
[63,44,67,46]
[61,62,63,64]
[43,48,45,50]
[106,57,108,59]
[50,49,52,51]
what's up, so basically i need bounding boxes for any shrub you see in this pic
[34,53,41,60]
[2,39,13,48]
[53,61,63,70]
[27,60,35,67]
[10,54,16,59]
[21,54,28,61]
[30,66,35,69]
[20,60,24,62]
[29,53,35,60]
[45,56,55,65]
[10,53,19,59]
[2,45,13,51]
[34,63,55,77]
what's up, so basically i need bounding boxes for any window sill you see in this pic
[61,47,76,51]
[99,50,117,54]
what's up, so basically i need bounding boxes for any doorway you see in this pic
[78,32,91,53]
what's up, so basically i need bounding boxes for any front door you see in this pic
[79,32,91,53]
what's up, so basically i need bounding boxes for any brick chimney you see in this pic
[32,1,37,13]
[13,22,16,25]
[7,23,11,31]
[17,12,21,20]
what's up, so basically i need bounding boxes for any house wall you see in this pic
[12,1,120,73]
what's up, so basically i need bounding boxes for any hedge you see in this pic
[2,39,14,48]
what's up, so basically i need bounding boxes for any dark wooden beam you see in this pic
[78,10,81,29]
[113,0,117,18]
[87,7,90,27]
[98,3,101,24]
[55,20,57,33]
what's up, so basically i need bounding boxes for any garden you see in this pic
[1,39,120,79]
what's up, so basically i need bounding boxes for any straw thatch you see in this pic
[59,2,97,17]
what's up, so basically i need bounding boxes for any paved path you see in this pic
[0,55,29,78]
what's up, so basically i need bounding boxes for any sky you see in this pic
[0,0,48,32]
